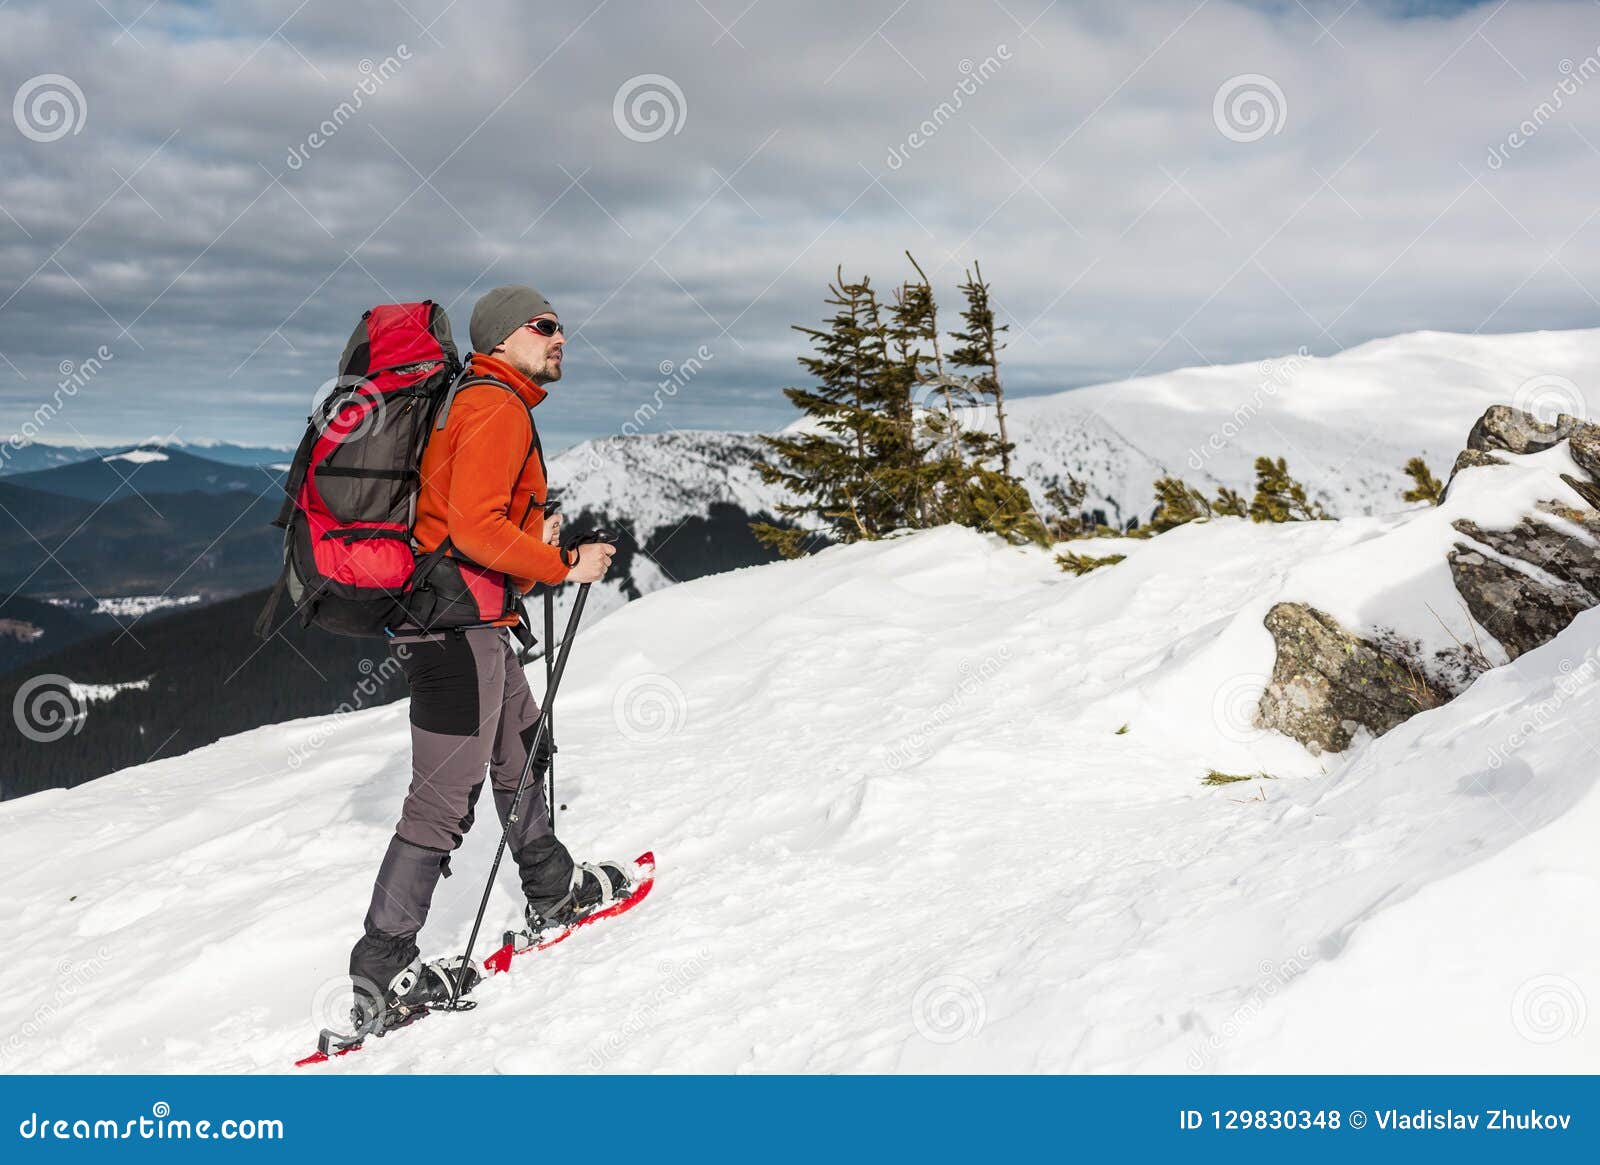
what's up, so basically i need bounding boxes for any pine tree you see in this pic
[757,256,1049,553]
[1148,476,1213,532]
[948,260,1015,478]
[913,255,1048,546]
[1056,550,1125,575]
[885,256,945,528]
[1401,456,1443,505]
[1212,486,1248,518]
[1043,477,1089,540]
[754,270,897,555]
[952,462,1052,545]
[1248,456,1326,523]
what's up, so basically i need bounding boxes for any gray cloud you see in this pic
[1,0,1595,453]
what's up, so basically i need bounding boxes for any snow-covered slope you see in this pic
[1009,327,1600,523]
[2,516,1594,1073]
[548,430,783,538]
[770,327,1600,525]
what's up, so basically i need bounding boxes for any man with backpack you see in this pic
[344,285,629,1029]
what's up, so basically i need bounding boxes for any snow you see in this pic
[67,679,150,704]
[2,509,1596,1072]
[548,429,784,536]
[102,448,168,464]
[1004,327,1600,523]
[89,595,201,619]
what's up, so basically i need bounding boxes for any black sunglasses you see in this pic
[523,318,565,337]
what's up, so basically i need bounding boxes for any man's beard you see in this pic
[515,352,563,385]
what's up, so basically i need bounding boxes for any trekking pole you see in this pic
[445,531,612,1008]
[543,586,557,831]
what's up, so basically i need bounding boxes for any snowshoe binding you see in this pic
[318,955,480,1057]
[524,860,633,936]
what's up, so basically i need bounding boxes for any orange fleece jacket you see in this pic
[412,353,570,606]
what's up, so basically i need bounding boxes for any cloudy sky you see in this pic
[1,0,1597,452]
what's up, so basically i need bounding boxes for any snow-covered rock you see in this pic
[1246,406,1600,752]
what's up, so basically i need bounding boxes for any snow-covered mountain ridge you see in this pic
[736,326,1600,527]
[1005,327,1600,524]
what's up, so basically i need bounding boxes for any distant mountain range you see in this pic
[0,439,291,477]
[0,479,283,598]
[3,445,286,501]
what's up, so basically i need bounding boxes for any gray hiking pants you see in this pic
[350,626,573,992]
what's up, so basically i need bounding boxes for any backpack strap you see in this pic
[433,373,515,433]
[252,567,290,639]
[408,535,455,591]
[433,366,549,500]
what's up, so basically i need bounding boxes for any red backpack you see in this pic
[255,301,463,639]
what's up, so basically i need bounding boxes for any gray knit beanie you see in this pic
[470,284,556,353]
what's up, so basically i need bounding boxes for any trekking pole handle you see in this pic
[559,527,617,567]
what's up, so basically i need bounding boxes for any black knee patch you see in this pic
[519,720,555,774]
[455,780,484,847]
[403,634,480,737]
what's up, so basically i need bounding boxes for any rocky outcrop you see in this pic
[1446,546,1593,660]
[1445,404,1600,496]
[1448,502,1600,658]
[1258,405,1600,752]
[1467,404,1579,455]
[1256,603,1449,754]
